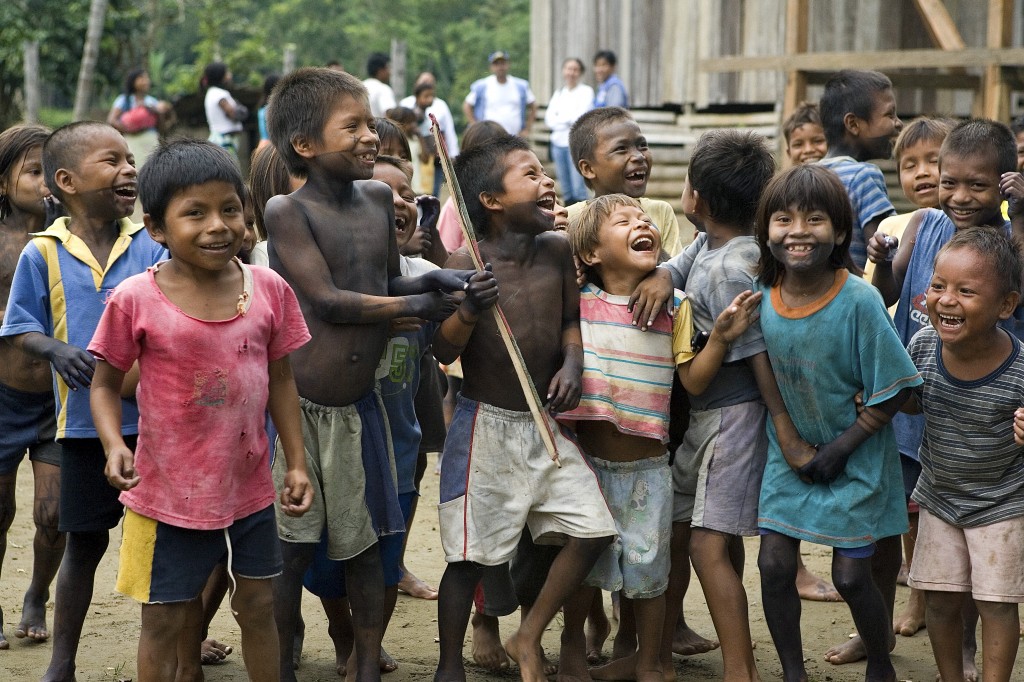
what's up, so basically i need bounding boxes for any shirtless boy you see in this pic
[264,67,473,682]
[433,135,617,682]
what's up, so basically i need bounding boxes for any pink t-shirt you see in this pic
[89,262,310,530]
[436,198,466,253]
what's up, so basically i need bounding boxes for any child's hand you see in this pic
[574,254,588,288]
[104,445,140,491]
[48,344,96,391]
[416,195,441,232]
[627,268,674,331]
[1014,407,1024,446]
[463,264,498,314]
[546,366,582,414]
[389,317,426,334]
[420,293,460,322]
[866,231,898,264]
[1000,172,1024,216]
[431,268,477,294]
[712,290,762,343]
[797,441,852,484]
[400,227,432,257]
[280,470,313,517]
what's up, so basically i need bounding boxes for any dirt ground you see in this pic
[0,453,954,681]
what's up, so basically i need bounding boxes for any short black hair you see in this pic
[267,67,368,175]
[414,81,435,97]
[375,117,411,161]
[689,130,775,228]
[593,50,617,67]
[940,118,1018,176]
[201,62,228,90]
[454,135,530,238]
[0,124,50,220]
[893,116,955,162]
[570,106,633,167]
[42,121,116,202]
[819,70,893,147]
[367,52,390,78]
[376,154,413,181]
[937,226,1024,297]
[756,164,853,286]
[782,102,821,144]
[138,140,245,225]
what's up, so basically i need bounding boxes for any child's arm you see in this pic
[1000,171,1024,240]
[432,255,498,365]
[267,355,313,517]
[1014,407,1024,446]
[547,261,584,413]
[11,332,95,390]
[748,352,816,471]
[628,235,706,330]
[415,195,450,267]
[676,290,762,396]
[798,388,912,484]
[867,209,926,307]
[90,360,139,491]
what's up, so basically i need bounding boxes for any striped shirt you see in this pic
[909,327,1024,527]
[557,283,693,443]
[818,155,895,270]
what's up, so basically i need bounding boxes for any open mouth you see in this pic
[937,313,964,330]
[113,184,138,200]
[395,215,408,232]
[947,207,978,220]
[201,241,232,251]
[357,151,376,164]
[914,183,936,193]
[625,169,647,183]
[630,235,655,252]
[786,244,814,253]
[537,194,556,211]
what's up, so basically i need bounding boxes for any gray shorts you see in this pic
[672,400,767,535]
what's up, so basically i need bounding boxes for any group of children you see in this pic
[0,64,1022,682]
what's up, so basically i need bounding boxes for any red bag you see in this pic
[120,105,159,134]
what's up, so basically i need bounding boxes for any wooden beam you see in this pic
[700,47,1024,74]
[781,0,809,124]
[982,0,1014,120]
[912,0,966,50]
[804,71,981,91]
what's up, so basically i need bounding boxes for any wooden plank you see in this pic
[700,46,1024,73]
[804,71,981,90]
[782,0,809,122]
[982,0,1014,120]
[912,0,966,49]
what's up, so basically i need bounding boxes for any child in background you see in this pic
[1,121,166,681]
[385,106,432,194]
[755,164,921,682]
[1011,115,1024,172]
[782,102,828,167]
[256,73,281,152]
[818,70,902,273]
[557,194,761,682]
[248,144,305,268]
[0,124,64,649]
[89,139,312,682]
[906,228,1024,682]
[569,107,684,258]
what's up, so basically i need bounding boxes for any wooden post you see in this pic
[391,39,407,101]
[283,44,296,74]
[23,41,40,124]
[982,0,1013,121]
[781,0,809,146]
[911,0,966,50]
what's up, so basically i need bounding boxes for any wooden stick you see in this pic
[429,115,560,465]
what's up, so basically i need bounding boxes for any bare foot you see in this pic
[505,630,548,682]
[585,608,611,664]
[671,624,719,656]
[823,632,895,665]
[592,652,638,680]
[397,570,439,600]
[14,591,52,641]
[795,565,842,602]
[470,612,509,671]
[893,588,926,637]
[897,562,909,586]
[200,638,232,665]
[380,647,398,674]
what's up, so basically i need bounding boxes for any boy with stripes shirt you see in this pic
[905,227,1024,682]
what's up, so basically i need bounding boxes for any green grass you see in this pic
[37,107,75,128]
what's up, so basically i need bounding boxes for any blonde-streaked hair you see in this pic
[568,194,643,280]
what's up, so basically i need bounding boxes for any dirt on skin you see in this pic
[0,454,950,681]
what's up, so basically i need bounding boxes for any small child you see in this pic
[568,106,684,257]
[88,139,313,681]
[782,102,828,166]
[1,121,166,681]
[432,135,617,682]
[0,124,63,649]
[755,164,922,682]
[1012,115,1024,172]
[904,228,1024,682]
[557,194,760,682]
[818,69,902,272]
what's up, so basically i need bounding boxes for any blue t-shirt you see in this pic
[818,156,895,271]
[757,270,921,547]
[0,218,167,438]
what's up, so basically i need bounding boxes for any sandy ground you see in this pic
[0,453,955,681]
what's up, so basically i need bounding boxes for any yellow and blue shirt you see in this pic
[0,217,166,439]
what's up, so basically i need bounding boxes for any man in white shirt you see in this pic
[462,51,536,137]
[363,52,397,117]
[401,73,459,195]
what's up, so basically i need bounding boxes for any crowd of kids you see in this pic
[1,63,1024,682]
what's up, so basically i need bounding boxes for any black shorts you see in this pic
[59,437,135,532]
[0,381,60,475]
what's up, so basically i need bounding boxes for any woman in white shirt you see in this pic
[544,58,593,205]
[202,62,245,157]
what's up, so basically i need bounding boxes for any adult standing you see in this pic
[544,58,592,205]
[201,62,245,157]
[462,51,536,138]
[593,50,629,109]
[364,52,397,117]
[400,73,459,195]
[106,69,174,167]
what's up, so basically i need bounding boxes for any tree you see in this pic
[73,0,110,121]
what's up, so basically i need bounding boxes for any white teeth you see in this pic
[630,237,654,252]
[787,245,812,252]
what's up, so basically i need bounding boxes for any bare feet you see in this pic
[337,647,400,677]
[671,624,719,656]
[397,570,439,600]
[470,612,509,671]
[823,631,895,665]
[14,591,52,642]
[893,588,926,637]
[795,565,842,602]
[585,607,611,664]
[897,562,909,586]
[591,652,637,680]
[200,638,233,665]
[505,630,548,682]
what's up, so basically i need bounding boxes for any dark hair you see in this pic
[454,135,531,238]
[376,154,414,181]
[138,140,245,225]
[563,57,585,75]
[0,124,50,220]
[893,116,955,162]
[367,52,390,78]
[937,226,1024,297]
[267,67,369,175]
[593,50,617,67]
[375,117,411,160]
[248,144,296,241]
[123,68,147,99]
[258,73,281,109]
[819,70,893,147]
[414,81,435,97]
[201,62,228,91]
[755,164,854,285]
[782,102,821,144]
[689,130,775,228]
[940,118,1018,176]
[570,106,633,167]
[42,121,116,201]
[385,107,417,127]
[462,120,509,152]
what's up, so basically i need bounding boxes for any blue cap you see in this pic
[488,51,510,63]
